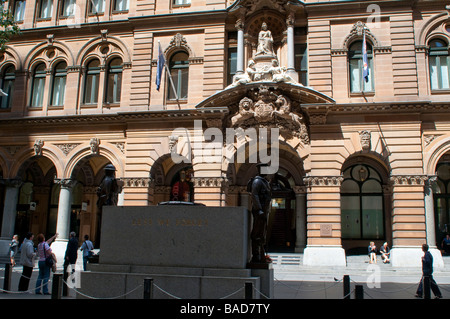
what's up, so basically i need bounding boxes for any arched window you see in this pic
[429,39,449,91]
[105,58,122,104]
[348,40,373,93]
[0,65,15,109]
[168,51,189,101]
[51,61,67,106]
[30,63,46,107]
[83,59,100,104]
[341,164,384,239]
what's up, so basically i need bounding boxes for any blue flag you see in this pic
[156,42,165,91]
[362,29,369,83]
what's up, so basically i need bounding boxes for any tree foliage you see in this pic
[0,0,20,51]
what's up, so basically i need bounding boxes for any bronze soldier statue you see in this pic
[97,164,119,209]
[248,164,273,263]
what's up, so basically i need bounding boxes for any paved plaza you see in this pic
[1,253,450,300]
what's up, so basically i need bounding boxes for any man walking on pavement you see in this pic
[415,243,443,299]
[18,232,36,292]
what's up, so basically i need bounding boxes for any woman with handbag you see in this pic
[35,232,58,295]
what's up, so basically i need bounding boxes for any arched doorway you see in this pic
[434,159,450,247]
[15,156,57,241]
[227,146,306,253]
[150,154,193,204]
[71,154,113,248]
[267,169,296,252]
[340,157,391,254]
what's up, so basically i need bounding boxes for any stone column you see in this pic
[424,176,444,269]
[293,186,306,252]
[0,179,22,239]
[51,179,76,266]
[424,176,438,248]
[285,14,299,82]
[235,19,245,75]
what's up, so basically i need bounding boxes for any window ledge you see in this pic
[0,108,11,112]
[81,104,98,109]
[431,89,450,95]
[167,99,187,105]
[103,103,121,108]
[349,91,375,97]
[111,10,129,14]
[48,105,64,110]
[172,4,191,8]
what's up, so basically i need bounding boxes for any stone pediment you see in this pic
[196,82,334,109]
[196,82,334,144]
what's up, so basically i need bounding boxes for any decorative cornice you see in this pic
[121,177,153,188]
[389,175,428,186]
[0,109,228,126]
[191,177,227,188]
[54,178,77,188]
[303,176,344,187]
[0,178,23,188]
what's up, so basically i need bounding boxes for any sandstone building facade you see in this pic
[0,0,449,266]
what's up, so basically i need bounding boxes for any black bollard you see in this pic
[245,282,253,299]
[423,276,431,300]
[143,278,153,299]
[51,273,63,299]
[343,275,350,299]
[355,284,364,299]
[3,263,11,293]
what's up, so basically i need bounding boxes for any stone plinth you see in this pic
[78,205,274,299]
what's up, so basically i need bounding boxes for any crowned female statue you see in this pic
[255,22,275,57]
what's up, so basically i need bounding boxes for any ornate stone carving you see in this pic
[90,138,100,154]
[359,130,371,151]
[168,135,179,152]
[121,178,153,188]
[229,85,309,143]
[191,177,227,188]
[228,58,295,87]
[303,176,344,187]
[34,140,44,156]
[55,143,81,156]
[389,175,428,186]
[54,178,77,189]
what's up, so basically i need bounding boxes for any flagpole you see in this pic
[156,41,181,110]
[165,63,181,110]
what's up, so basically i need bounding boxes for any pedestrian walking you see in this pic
[80,234,94,271]
[35,232,58,295]
[415,243,442,299]
[9,234,19,266]
[18,232,36,292]
[64,231,78,271]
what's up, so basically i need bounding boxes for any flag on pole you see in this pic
[362,27,369,83]
[156,42,165,91]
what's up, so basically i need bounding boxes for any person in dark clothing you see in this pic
[415,244,442,299]
[64,232,78,273]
